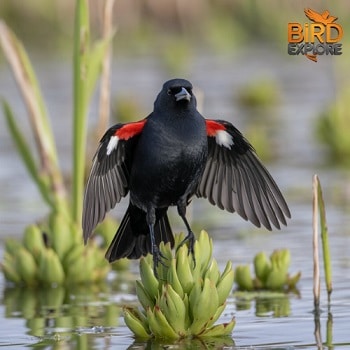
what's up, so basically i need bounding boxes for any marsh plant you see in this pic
[235,249,301,292]
[124,231,236,339]
[315,88,350,165]
[0,0,116,285]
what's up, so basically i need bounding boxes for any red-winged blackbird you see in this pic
[82,78,290,273]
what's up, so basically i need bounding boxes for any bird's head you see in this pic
[155,78,196,111]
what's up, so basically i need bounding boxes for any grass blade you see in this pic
[2,100,54,209]
[86,38,112,105]
[313,174,333,311]
[0,21,59,171]
[0,20,67,212]
[316,175,333,299]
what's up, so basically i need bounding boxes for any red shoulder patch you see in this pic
[205,120,226,136]
[115,120,146,140]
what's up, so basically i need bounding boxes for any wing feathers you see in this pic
[198,119,290,230]
[82,121,145,242]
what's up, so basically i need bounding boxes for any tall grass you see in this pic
[0,0,116,285]
[0,21,67,216]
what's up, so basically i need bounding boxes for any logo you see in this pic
[288,8,343,62]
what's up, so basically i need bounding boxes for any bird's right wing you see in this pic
[82,120,147,243]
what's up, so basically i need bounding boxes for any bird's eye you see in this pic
[167,87,183,95]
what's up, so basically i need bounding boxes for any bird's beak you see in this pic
[175,87,191,102]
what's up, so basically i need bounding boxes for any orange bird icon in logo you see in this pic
[304,8,338,25]
[303,8,338,62]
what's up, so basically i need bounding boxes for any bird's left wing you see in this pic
[197,119,291,230]
[82,120,146,243]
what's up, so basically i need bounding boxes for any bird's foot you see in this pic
[152,245,168,279]
[177,230,196,268]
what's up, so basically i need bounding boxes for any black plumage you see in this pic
[82,78,291,274]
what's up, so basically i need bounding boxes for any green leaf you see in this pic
[316,175,332,296]
[2,100,53,208]
[0,21,59,167]
[86,37,113,102]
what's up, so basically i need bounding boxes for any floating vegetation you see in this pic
[315,88,350,165]
[1,220,111,287]
[235,249,301,292]
[244,123,275,162]
[235,77,281,162]
[237,78,280,108]
[124,231,235,339]
[113,95,144,123]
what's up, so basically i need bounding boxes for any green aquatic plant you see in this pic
[244,123,275,162]
[0,0,116,285]
[113,95,144,123]
[235,77,281,162]
[315,88,350,165]
[235,249,301,291]
[124,231,235,339]
[312,174,332,310]
[2,222,111,286]
[237,78,280,108]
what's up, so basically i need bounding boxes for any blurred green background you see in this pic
[3,0,349,57]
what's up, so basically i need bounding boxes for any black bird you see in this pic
[82,78,290,273]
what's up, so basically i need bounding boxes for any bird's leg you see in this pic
[176,203,196,268]
[147,206,167,278]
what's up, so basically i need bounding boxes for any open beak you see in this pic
[175,87,191,102]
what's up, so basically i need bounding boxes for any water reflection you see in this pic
[3,283,120,348]
[234,291,300,318]
[1,276,347,349]
[314,307,334,350]
[127,337,235,349]
[255,296,291,318]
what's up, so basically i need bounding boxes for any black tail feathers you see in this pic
[105,204,174,262]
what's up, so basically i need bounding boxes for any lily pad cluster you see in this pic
[1,213,111,286]
[235,249,301,291]
[124,231,235,339]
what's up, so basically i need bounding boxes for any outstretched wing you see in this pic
[82,119,147,243]
[197,119,291,230]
